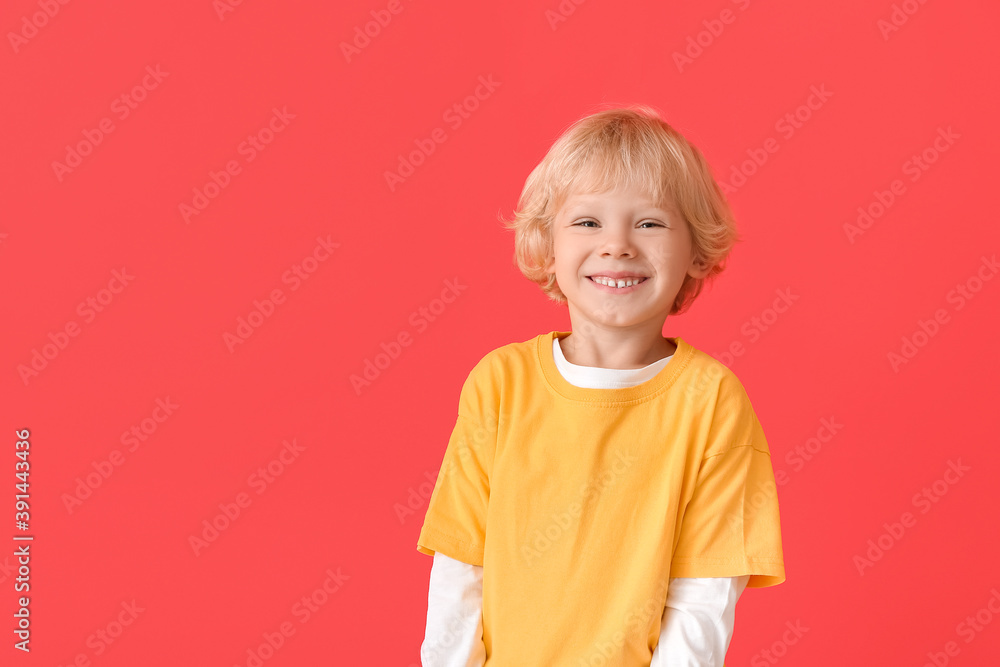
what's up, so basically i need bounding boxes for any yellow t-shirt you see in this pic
[417,330,785,666]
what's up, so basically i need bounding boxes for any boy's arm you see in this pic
[421,552,487,667]
[649,575,750,667]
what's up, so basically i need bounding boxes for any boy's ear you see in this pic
[687,254,712,279]
[543,253,555,273]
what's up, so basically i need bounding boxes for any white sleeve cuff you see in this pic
[421,553,487,667]
[650,575,750,667]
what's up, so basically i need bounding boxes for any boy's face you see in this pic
[544,183,709,333]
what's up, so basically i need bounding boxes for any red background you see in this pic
[3,0,999,664]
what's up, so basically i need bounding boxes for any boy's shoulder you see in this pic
[464,331,543,381]
[678,340,765,438]
[452,333,542,420]
[677,338,744,389]
[671,338,766,421]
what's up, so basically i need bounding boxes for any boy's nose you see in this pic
[599,237,637,257]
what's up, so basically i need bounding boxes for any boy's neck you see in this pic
[558,332,676,370]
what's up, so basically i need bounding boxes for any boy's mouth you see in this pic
[587,275,649,289]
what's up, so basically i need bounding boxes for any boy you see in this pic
[416,105,785,666]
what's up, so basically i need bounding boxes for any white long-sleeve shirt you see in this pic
[421,337,752,666]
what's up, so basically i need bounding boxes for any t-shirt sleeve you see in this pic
[669,378,786,588]
[416,358,499,567]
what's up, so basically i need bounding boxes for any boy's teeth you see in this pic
[592,276,644,288]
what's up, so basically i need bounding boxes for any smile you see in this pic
[587,276,649,292]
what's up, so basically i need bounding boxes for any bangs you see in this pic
[550,124,685,216]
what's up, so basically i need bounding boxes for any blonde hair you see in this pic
[498,104,741,315]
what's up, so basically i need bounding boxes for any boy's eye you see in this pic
[572,220,664,228]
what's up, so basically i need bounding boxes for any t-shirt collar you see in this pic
[538,330,692,404]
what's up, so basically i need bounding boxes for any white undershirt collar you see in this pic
[552,337,673,389]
